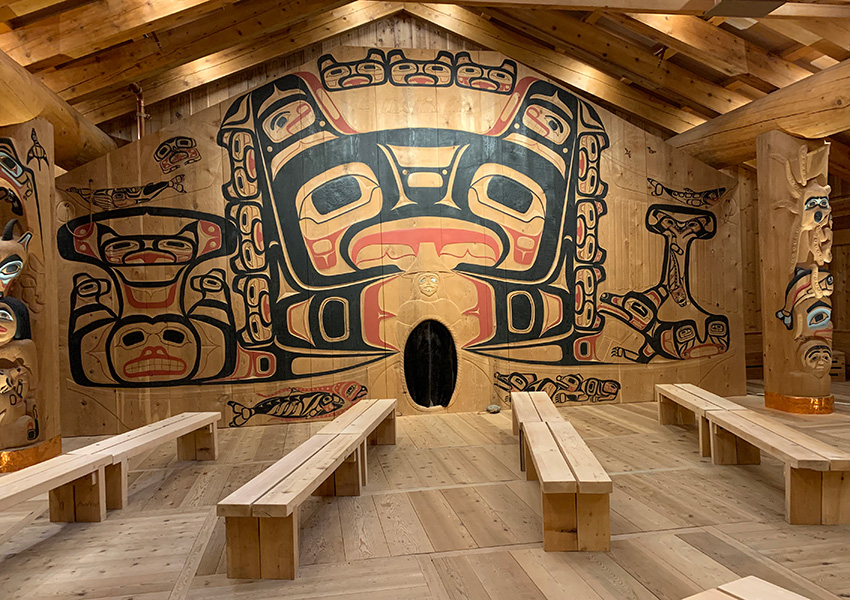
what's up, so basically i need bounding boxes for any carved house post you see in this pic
[756,130,833,413]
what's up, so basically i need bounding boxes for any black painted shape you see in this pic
[404,320,457,408]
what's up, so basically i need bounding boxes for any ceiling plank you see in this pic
[0,0,238,69]
[484,8,749,116]
[38,0,349,105]
[606,13,811,90]
[667,57,850,168]
[404,3,705,134]
[0,47,115,169]
[76,1,405,123]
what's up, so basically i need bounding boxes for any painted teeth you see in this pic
[125,359,182,374]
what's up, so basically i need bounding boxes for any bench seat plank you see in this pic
[0,454,111,511]
[548,421,613,494]
[318,399,395,437]
[512,392,542,426]
[523,422,576,494]
[718,575,811,600]
[731,410,850,471]
[252,433,362,517]
[70,412,221,463]
[217,434,336,518]
[315,400,375,436]
[708,410,831,471]
[676,384,747,411]
[529,391,563,422]
[656,384,727,417]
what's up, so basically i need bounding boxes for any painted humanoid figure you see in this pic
[0,219,38,449]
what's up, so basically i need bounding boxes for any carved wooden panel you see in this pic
[55,48,745,432]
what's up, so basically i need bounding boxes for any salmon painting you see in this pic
[227,381,367,426]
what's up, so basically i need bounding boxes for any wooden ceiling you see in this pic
[3,0,850,162]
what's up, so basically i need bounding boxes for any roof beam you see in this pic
[482,8,749,116]
[667,57,850,168]
[38,0,349,105]
[0,0,238,69]
[0,47,115,170]
[76,1,405,123]
[605,13,811,90]
[404,3,705,134]
[393,1,850,18]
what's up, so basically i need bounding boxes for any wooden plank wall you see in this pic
[52,17,745,436]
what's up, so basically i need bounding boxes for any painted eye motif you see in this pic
[0,260,23,278]
[807,306,831,329]
[121,330,146,348]
[162,329,187,345]
[0,151,23,178]
[262,101,315,143]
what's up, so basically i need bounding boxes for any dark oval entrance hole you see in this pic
[404,320,457,408]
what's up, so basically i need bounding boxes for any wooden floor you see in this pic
[2,395,850,600]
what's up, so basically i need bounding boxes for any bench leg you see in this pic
[335,448,362,496]
[657,394,678,425]
[512,407,519,436]
[225,513,300,580]
[359,440,368,487]
[226,516,261,579]
[525,443,538,482]
[260,509,299,580]
[698,417,711,458]
[542,492,577,551]
[676,405,695,426]
[519,429,526,472]
[710,424,760,465]
[177,424,219,461]
[577,493,610,552]
[786,465,822,525]
[313,473,335,496]
[822,471,850,524]
[104,460,128,510]
[49,466,106,523]
[370,412,396,445]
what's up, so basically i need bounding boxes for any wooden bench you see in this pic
[706,408,850,525]
[217,398,396,580]
[511,391,612,551]
[683,575,811,599]
[655,383,745,457]
[0,411,220,523]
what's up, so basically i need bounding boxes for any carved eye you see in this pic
[807,306,831,329]
[0,260,22,277]
[0,308,13,321]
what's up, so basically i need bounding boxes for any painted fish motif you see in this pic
[647,178,726,208]
[227,381,367,426]
[64,174,185,209]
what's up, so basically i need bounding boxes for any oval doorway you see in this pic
[403,320,457,408]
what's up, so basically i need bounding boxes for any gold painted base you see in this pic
[0,436,62,472]
[765,392,834,414]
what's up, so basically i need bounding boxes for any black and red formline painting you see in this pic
[55,48,745,433]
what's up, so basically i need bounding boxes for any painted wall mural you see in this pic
[55,48,746,433]
[0,119,59,468]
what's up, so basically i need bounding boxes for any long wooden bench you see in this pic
[655,383,745,457]
[706,408,850,525]
[217,398,396,580]
[683,575,812,599]
[511,391,612,551]
[0,411,221,523]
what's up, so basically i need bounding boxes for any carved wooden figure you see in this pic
[757,131,833,413]
[0,119,59,471]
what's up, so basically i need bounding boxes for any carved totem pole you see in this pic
[757,131,833,413]
[0,119,60,470]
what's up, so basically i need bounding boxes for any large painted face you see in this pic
[218,68,609,358]
[108,317,198,383]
